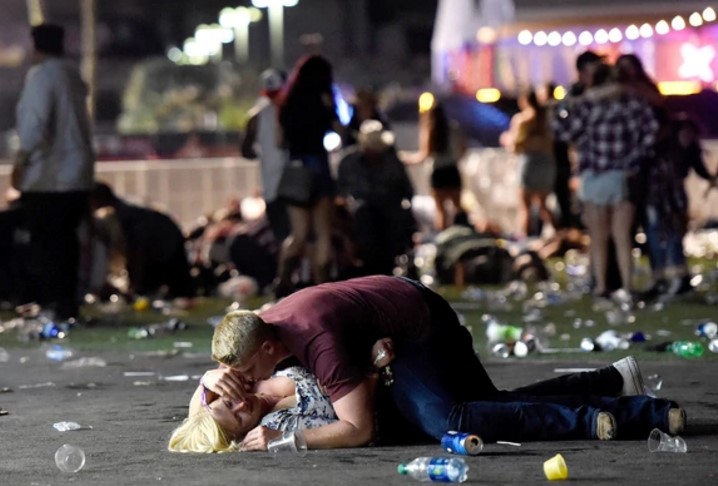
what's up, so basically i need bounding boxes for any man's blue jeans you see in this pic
[385,280,677,442]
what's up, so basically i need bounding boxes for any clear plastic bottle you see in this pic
[45,344,74,361]
[397,457,468,483]
[671,341,704,359]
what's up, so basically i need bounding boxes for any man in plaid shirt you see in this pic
[552,62,659,301]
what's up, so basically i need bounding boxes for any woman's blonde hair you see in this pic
[167,409,240,453]
[211,310,275,367]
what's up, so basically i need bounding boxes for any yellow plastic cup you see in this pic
[543,453,568,480]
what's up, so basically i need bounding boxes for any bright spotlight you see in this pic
[518,30,533,45]
[578,30,593,46]
[562,32,577,46]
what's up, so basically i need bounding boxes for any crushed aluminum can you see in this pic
[441,431,483,456]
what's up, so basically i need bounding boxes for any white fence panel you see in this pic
[1,142,716,233]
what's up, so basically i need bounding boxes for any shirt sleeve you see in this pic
[634,100,659,155]
[551,99,586,143]
[16,66,55,155]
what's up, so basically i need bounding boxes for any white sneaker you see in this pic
[613,356,645,396]
[596,411,617,440]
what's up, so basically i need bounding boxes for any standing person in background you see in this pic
[553,64,659,301]
[274,55,342,298]
[405,101,467,231]
[641,116,717,299]
[551,51,622,292]
[615,54,664,111]
[336,120,416,276]
[551,52,604,230]
[241,68,290,244]
[500,89,557,238]
[613,53,671,298]
[12,24,95,321]
[343,88,390,148]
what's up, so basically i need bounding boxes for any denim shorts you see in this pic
[578,169,629,205]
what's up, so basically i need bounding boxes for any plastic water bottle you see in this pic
[45,344,74,361]
[397,457,468,483]
[671,341,704,359]
[695,321,717,339]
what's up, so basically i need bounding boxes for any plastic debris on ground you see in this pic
[53,421,93,432]
[61,357,108,368]
[127,318,188,339]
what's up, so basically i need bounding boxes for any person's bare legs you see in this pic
[583,202,610,295]
[432,187,463,231]
[518,188,532,237]
[432,190,448,231]
[310,196,334,283]
[536,191,558,236]
[610,200,636,292]
[276,205,310,291]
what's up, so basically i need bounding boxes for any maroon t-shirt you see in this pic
[259,276,431,401]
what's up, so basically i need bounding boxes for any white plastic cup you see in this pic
[267,431,307,457]
[55,444,86,473]
[647,428,687,453]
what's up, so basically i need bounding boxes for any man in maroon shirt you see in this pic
[206,275,682,449]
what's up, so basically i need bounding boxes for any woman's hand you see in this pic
[240,425,282,451]
[201,367,253,404]
[371,338,394,368]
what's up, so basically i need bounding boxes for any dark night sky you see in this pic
[25,0,438,58]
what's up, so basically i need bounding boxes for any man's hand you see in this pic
[240,425,282,451]
[10,165,23,190]
[371,338,394,368]
[11,151,29,190]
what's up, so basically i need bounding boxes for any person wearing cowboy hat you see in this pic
[336,121,416,276]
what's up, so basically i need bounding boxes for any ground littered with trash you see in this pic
[1,345,716,485]
[2,246,718,485]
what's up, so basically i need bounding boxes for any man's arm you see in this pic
[240,113,259,159]
[16,66,54,156]
[303,378,376,448]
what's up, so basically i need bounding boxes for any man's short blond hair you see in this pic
[211,310,275,367]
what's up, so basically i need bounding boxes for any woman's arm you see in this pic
[499,113,523,152]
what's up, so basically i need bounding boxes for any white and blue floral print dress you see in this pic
[260,366,337,431]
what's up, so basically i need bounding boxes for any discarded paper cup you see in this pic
[647,428,687,453]
[55,444,86,473]
[543,453,568,480]
[267,431,307,457]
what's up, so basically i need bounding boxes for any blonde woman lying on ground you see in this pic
[168,337,394,453]
[168,365,338,453]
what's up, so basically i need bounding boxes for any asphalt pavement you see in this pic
[1,347,716,486]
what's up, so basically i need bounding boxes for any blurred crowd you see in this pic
[2,23,717,319]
